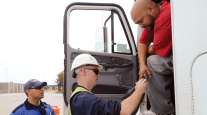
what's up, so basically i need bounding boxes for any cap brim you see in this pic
[40,82,47,87]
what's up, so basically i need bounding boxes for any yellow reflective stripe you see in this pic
[69,109,72,115]
[71,86,89,98]
[69,86,90,115]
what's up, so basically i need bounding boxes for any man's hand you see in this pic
[139,64,151,79]
[120,78,148,115]
[134,78,148,94]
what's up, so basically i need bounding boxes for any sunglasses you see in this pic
[85,68,99,75]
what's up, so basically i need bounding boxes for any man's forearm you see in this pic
[120,88,144,115]
[138,43,148,66]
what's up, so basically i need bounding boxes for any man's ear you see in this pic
[145,1,153,14]
[25,90,29,96]
[147,1,159,17]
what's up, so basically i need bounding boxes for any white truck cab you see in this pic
[63,1,207,115]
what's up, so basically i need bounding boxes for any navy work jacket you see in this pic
[70,85,121,115]
[10,99,55,115]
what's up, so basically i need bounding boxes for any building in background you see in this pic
[0,82,24,93]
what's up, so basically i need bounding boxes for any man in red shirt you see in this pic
[131,0,175,114]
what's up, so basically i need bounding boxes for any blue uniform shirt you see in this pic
[70,87,121,115]
[10,99,55,115]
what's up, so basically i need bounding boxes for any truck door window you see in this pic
[69,10,131,54]
[114,14,131,53]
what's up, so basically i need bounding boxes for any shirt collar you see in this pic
[24,99,45,110]
[72,82,90,92]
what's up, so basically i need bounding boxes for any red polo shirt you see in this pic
[139,1,172,57]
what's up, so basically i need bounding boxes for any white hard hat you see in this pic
[71,53,102,72]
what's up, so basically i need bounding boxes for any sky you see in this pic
[0,0,137,85]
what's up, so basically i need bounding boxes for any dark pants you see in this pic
[146,55,175,115]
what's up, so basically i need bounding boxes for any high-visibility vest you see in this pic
[69,86,90,115]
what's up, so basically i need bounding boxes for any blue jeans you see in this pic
[146,55,175,115]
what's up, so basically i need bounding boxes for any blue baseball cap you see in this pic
[24,79,47,92]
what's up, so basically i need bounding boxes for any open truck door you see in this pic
[63,2,138,114]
